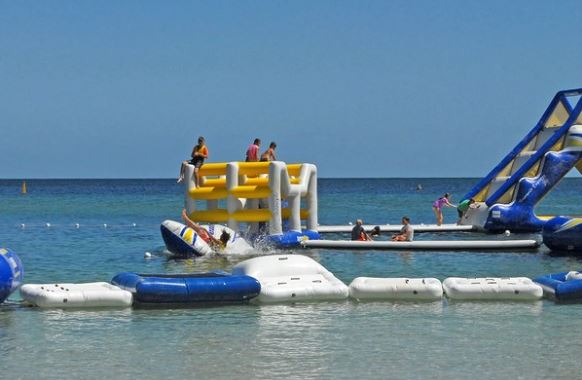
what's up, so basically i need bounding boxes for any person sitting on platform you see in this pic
[181,209,230,251]
[245,138,261,162]
[391,216,414,242]
[351,219,372,241]
[260,142,277,161]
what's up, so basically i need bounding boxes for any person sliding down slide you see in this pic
[181,209,230,252]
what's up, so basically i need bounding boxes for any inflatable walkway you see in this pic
[301,239,540,250]
[461,88,582,232]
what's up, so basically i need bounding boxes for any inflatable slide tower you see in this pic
[461,88,582,232]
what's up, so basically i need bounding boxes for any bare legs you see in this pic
[433,206,443,226]
[177,161,188,183]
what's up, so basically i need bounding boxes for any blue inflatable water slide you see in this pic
[460,88,582,232]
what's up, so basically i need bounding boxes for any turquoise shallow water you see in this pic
[2,178,582,379]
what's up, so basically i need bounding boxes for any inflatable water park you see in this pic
[3,88,582,309]
[155,88,582,256]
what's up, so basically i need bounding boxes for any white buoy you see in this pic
[103,223,108,228]
[132,223,137,227]
[504,230,511,237]
[74,223,80,229]
[144,252,152,259]
[20,223,25,229]
[45,223,51,228]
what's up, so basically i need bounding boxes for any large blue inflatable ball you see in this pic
[0,248,24,303]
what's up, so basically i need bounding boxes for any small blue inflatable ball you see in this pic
[0,248,24,303]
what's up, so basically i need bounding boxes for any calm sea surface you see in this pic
[1,178,582,379]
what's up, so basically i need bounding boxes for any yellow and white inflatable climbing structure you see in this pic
[182,161,319,246]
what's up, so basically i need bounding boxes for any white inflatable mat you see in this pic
[20,282,133,308]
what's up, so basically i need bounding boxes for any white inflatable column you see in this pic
[268,162,284,235]
[306,164,318,231]
[287,194,301,232]
[226,162,240,232]
[184,164,196,214]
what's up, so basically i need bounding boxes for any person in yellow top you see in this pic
[177,136,209,187]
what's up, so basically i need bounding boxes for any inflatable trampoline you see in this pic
[20,282,133,308]
[534,271,582,301]
[111,271,260,304]
[232,255,348,303]
[348,277,443,301]
[0,248,24,303]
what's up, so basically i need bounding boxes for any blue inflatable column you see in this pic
[0,248,24,303]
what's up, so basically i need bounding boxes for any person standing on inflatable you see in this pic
[177,136,209,187]
[432,193,456,226]
[245,138,261,162]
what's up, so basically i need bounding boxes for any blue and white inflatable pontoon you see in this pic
[534,271,582,301]
[542,216,582,254]
[0,248,24,303]
[160,220,252,257]
[111,271,260,304]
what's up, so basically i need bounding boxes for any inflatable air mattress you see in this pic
[301,239,540,250]
[232,255,348,303]
[534,271,582,301]
[349,277,443,301]
[443,277,542,301]
[20,282,133,308]
[111,271,260,304]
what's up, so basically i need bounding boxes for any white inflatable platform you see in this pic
[301,239,540,250]
[232,255,348,303]
[349,277,443,301]
[316,224,474,234]
[20,282,133,308]
[443,277,543,301]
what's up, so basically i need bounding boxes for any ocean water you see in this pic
[1,178,582,379]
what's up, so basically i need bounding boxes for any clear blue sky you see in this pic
[1,1,581,178]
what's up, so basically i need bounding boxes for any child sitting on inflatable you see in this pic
[181,209,230,251]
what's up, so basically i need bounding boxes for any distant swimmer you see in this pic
[260,142,277,162]
[432,193,456,226]
[245,138,261,162]
[391,216,414,241]
[177,136,209,187]
[181,209,230,251]
[351,219,372,241]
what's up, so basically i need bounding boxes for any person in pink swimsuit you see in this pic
[245,138,261,162]
[432,193,456,226]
